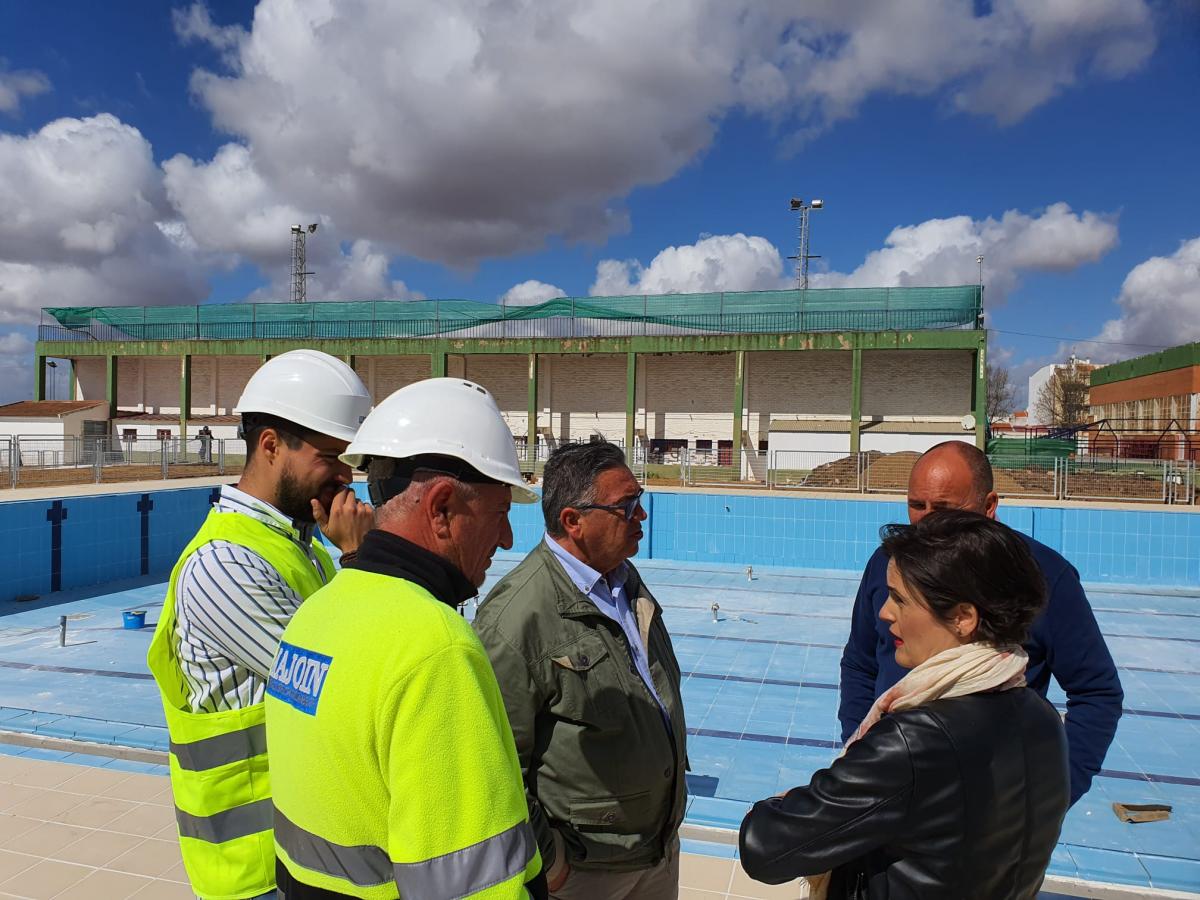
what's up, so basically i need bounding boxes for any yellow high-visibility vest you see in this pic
[147,509,334,900]
[266,567,541,899]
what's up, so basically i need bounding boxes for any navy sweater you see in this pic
[838,533,1123,805]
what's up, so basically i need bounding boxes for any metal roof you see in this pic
[768,418,967,434]
[0,400,106,418]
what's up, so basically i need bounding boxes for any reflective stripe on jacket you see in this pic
[147,509,334,900]
[265,566,541,899]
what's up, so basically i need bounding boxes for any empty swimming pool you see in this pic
[1,483,1198,896]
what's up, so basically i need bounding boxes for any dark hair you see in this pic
[542,441,628,537]
[880,510,1045,646]
[919,441,994,500]
[240,413,311,462]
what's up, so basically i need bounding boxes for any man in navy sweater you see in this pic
[838,441,1123,805]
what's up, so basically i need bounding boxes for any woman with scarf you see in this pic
[739,510,1070,900]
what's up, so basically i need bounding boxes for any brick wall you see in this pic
[373,356,430,401]
[746,352,851,442]
[464,355,531,438]
[861,350,972,418]
[1089,365,1200,406]
[643,353,735,443]
[541,354,627,442]
[76,347,977,444]
[216,357,258,415]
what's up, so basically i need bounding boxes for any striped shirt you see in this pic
[174,485,332,714]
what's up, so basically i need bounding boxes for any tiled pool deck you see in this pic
[0,555,1198,897]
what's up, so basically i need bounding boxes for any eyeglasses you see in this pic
[574,488,644,521]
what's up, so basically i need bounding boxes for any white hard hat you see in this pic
[235,349,372,444]
[342,378,537,503]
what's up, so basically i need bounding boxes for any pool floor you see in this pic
[1,555,1198,895]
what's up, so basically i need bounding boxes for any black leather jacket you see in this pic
[739,689,1069,899]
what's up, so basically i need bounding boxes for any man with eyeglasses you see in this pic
[475,441,688,900]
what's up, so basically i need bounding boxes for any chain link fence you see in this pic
[680,448,771,488]
[767,450,863,492]
[4,435,246,489]
[1061,456,1195,505]
[3,432,1194,504]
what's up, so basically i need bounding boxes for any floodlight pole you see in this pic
[976,255,985,328]
[788,198,824,290]
[290,223,318,303]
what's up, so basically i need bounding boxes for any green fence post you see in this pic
[106,355,119,420]
[34,356,47,402]
[527,353,538,462]
[732,350,746,460]
[850,347,863,456]
[974,339,987,448]
[179,354,192,438]
[625,351,637,453]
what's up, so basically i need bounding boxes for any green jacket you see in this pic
[474,540,688,874]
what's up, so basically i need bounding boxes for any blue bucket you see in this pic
[123,610,147,630]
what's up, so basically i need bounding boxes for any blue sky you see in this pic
[2,0,1198,405]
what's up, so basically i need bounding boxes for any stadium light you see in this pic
[290,224,319,302]
[787,198,825,289]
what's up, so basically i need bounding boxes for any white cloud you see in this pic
[501,280,567,306]
[172,3,246,61]
[0,331,34,405]
[0,114,206,324]
[591,234,786,295]
[0,63,50,115]
[168,0,1155,267]
[817,203,1118,303]
[788,0,1156,128]
[586,204,1115,301]
[163,143,308,263]
[1090,237,1200,361]
[247,239,423,303]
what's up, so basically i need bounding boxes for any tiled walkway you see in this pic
[0,753,188,899]
[0,751,799,899]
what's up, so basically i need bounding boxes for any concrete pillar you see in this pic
[850,347,863,455]
[179,355,192,436]
[527,353,538,461]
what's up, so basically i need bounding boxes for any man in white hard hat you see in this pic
[266,378,546,900]
[147,349,374,900]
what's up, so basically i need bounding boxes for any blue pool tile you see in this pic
[1066,846,1151,888]
[105,757,170,776]
[1044,844,1077,879]
[13,746,77,763]
[1141,854,1200,892]
[0,707,34,724]
[6,712,64,734]
[681,838,738,860]
[687,796,751,830]
[119,724,171,751]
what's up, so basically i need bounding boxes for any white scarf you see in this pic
[801,642,1028,899]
